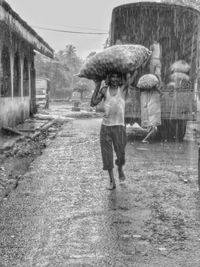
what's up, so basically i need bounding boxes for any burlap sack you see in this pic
[167,79,191,90]
[169,60,190,74]
[169,72,190,82]
[78,44,152,80]
[137,74,159,90]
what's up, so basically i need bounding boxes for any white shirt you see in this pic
[102,87,125,126]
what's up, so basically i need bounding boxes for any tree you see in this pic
[86,51,96,58]
[35,45,86,99]
[35,45,95,101]
[57,45,82,74]
[161,0,200,9]
[73,79,92,100]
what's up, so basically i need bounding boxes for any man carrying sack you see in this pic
[91,72,137,190]
[78,44,151,189]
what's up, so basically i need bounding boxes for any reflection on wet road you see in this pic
[0,118,200,266]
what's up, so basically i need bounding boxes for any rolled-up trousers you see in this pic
[100,124,126,170]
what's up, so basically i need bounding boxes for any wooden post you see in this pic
[198,147,200,191]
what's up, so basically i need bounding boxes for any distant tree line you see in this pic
[161,0,200,9]
[35,44,94,100]
[35,0,200,100]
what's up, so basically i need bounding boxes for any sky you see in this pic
[5,0,157,59]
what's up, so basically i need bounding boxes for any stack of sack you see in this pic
[168,60,190,89]
[78,44,152,80]
[137,74,159,90]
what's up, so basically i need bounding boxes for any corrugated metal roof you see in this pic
[0,0,54,58]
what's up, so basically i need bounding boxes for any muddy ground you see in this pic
[0,103,200,266]
[0,120,63,199]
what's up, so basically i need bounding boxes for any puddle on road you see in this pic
[136,147,149,151]
[59,133,76,137]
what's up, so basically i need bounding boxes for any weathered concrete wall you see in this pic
[0,97,30,128]
[0,23,37,128]
[0,0,53,129]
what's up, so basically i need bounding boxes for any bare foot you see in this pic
[118,168,126,182]
[107,182,116,190]
[107,169,116,190]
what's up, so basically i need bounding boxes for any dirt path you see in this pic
[0,118,200,266]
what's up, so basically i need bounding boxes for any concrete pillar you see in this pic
[28,61,31,97]
[10,50,14,98]
[30,57,36,115]
[20,54,24,98]
[0,44,3,97]
[198,147,200,191]
[0,44,2,129]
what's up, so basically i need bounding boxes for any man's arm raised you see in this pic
[90,80,105,107]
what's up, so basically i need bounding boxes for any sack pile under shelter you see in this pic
[0,0,54,128]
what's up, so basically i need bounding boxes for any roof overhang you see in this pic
[0,1,54,58]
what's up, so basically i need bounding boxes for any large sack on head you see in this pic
[78,45,152,80]
[169,60,190,74]
[137,74,159,90]
[169,72,190,82]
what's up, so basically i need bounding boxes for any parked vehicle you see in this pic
[109,2,200,140]
[36,78,50,109]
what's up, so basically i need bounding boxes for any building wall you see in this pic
[0,23,36,128]
[0,97,30,127]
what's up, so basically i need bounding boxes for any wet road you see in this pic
[0,117,200,266]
